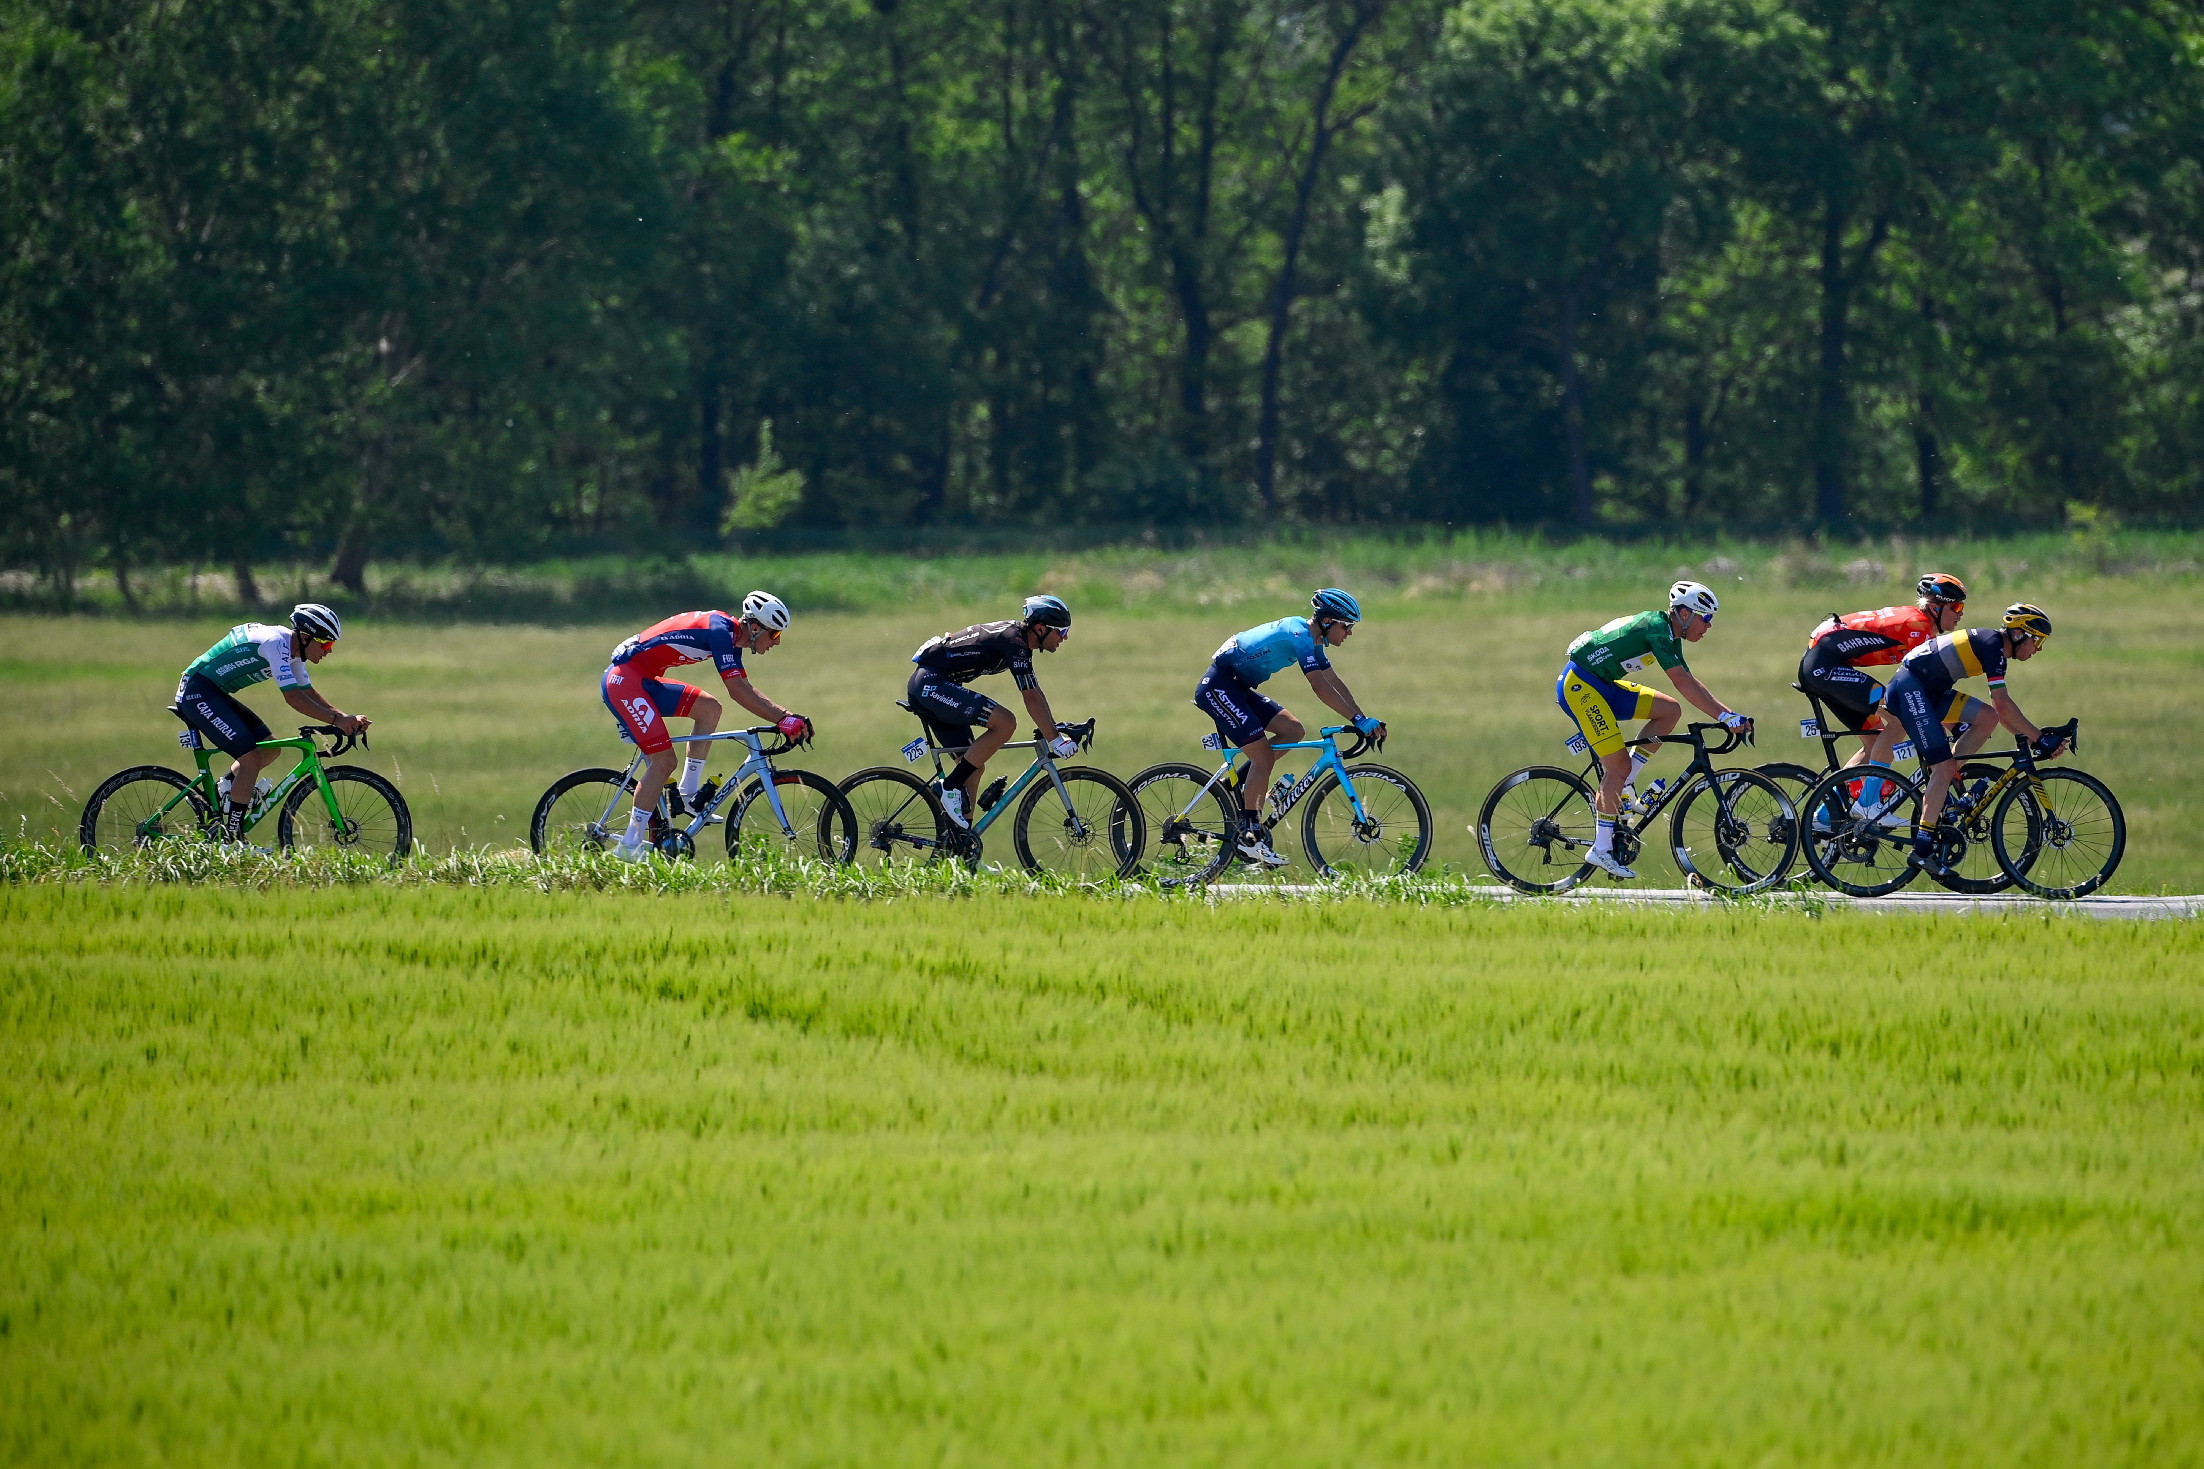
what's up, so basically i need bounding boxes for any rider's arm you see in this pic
[1666,669,1732,722]
[722,672,790,724]
[1303,667,1364,722]
[281,685,366,734]
[1020,684,1060,742]
[1990,687,2050,747]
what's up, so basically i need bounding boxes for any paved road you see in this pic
[1203,882,2201,920]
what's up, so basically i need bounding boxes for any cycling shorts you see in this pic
[1885,668,1977,769]
[602,665,703,755]
[1556,662,1654,758]
[1193,665,1282,747]
[171,671,273,758]
[1797,649,1886,733]
[906,670,1001,750]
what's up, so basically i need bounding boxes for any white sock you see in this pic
[679,757,707,800]
[1594,815,1617,854]
[623,807,651,845]
[1628,749,1651,787]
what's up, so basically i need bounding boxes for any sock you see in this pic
[227,799,250,834]
[946,759,977,794]
[623,807,651,845]
[679,757,707,801]
[1594,815,1616,854]
[1627,749,1651,787]
[1858,775,1886,811]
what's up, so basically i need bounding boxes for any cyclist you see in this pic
[908,595,1076,829]
[1888,604,2063,876]
[171,602,368,840]
[1558,581,1751,880]
[1802,573,1998,824]
[1194,588,1382,869]
[602,592,807,860]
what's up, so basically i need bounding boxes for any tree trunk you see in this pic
[1914,414,1942,522]
[233,558,261,607]
[1558,279,1593,527]
[113,557,140,613]
[1812,192,1851,527]
[330,431,386,598]
[1682,395,1708,518]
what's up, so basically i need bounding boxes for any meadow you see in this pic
[3,533,2200,888]
[3,883,2202,1465]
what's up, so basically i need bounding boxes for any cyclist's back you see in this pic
[1209,616,1330,688]
[610,610,747,682]
[911,621,1037,688]
[181,623,314,696]
[1806,605,1937,668]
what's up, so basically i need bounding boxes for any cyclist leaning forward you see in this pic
[601,592,808,861]
[1193,588,1383,870]
[1800,573,1996,827]
[1885,603,2063,876]
[1557,581,1752,880]
[907,595,1077,830]
[172,602,368,840]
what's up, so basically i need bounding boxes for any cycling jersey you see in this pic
[1566,611,1687,682]
[1210,617,1330,688]
[1806,605,1937,668]
[181,624,312,695]
[911,621,1038,691]
[609,611,747,681]
[1900,628,2010,696]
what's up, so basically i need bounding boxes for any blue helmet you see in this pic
[1021,594,1072,629]
[1310,587,1361,624]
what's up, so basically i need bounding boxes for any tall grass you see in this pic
[3,885,2200,1464]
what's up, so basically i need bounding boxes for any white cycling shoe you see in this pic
[940,787,971,830]
[612,837,650,863]
[1236,827,1291,869]
[1584,848,1638,881]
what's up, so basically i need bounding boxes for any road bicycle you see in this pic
[1476,722,1795,895]
[1798,718,2123,899]
[81,723,411,860]
[1761,682,2019,895]
[837,713,1144,880]
[1127,724,1431,887]
[531,723,856,863]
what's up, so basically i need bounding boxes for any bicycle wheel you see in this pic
[1477,766,1596,894]
[728,769,858,865]
[839,766,950,869]
[278,765,412,861]
[1012,767,1144,880]
[1995,767,2124,899]
[1755,761,1822,815]
[1930,762,2025,895]
[1668,768,1797,895]
[1128,762,1237,887]
[1301,764,1432,881]
[1798,763,1922,897]
[80,765,212,854]
[531,767,631,856]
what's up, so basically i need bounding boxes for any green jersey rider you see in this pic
[171,603,369,840]
[1555,581,1752,880]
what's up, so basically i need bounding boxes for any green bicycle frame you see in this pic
[160,727,346,840]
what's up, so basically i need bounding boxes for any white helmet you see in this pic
[1668,580,1719,617]
[740,590,791,632]
[291,602,343,642]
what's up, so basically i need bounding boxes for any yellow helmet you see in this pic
[2001,603,2053,640]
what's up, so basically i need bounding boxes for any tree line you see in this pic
[3,0,2199,600]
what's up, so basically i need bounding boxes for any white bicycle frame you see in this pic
[587,726,804,843]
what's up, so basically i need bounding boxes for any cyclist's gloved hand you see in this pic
[1719,711,1752,733]
[1351,715,1384,737]
[2032,731,2065,759]
[777,713,812,742]
[1047,733,1080,758]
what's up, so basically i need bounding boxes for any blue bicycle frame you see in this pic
[1165,725,1375,829]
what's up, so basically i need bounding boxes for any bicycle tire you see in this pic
[1128,762,1237,887]
[1477,765,1597,894]
[1301,764,1432,881]
[1929,762,2027,895]
[80,765,212,855]
[728,769,858,865]
[839,766,950,869]
[1798,763,1923,897]
[531,767,631,856]
[1995,767,2125,899]
[278,765,412,862]
[1668,768,1797,894]
[1012,766,1143,880]
[1755,760,1822,812]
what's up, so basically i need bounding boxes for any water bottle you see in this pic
[218,773,274,807]
[1265,774,1293,817]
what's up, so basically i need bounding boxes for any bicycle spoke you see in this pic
[1670,769,1795,894]
[1302,765,1432,880]
[1477,767,1595,894]
[1014,768,1141,880]
[1129,764,1235,887]
[1997,768,2125,899]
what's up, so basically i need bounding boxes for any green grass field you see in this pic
[3,555,2199,888]
[4,885,2201,1465]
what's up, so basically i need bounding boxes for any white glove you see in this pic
[1047,734,1079,758]
[1719,711,1750,732]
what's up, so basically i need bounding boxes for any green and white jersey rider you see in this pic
[1565,610,1689,683]
[182,623,314,695]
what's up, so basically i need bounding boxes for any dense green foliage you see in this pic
[3,0,2199,599]
[3,885,2200,1463]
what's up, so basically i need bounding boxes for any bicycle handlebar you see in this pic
[1658,720,1753,758]
[740,722,812,758]
[1031,717,1099,752]
[2017,717,2079,758]
[299,724,367,757]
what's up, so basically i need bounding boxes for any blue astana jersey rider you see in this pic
[1193,616,1332,747]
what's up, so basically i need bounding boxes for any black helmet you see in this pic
[1022,594,1072,629]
